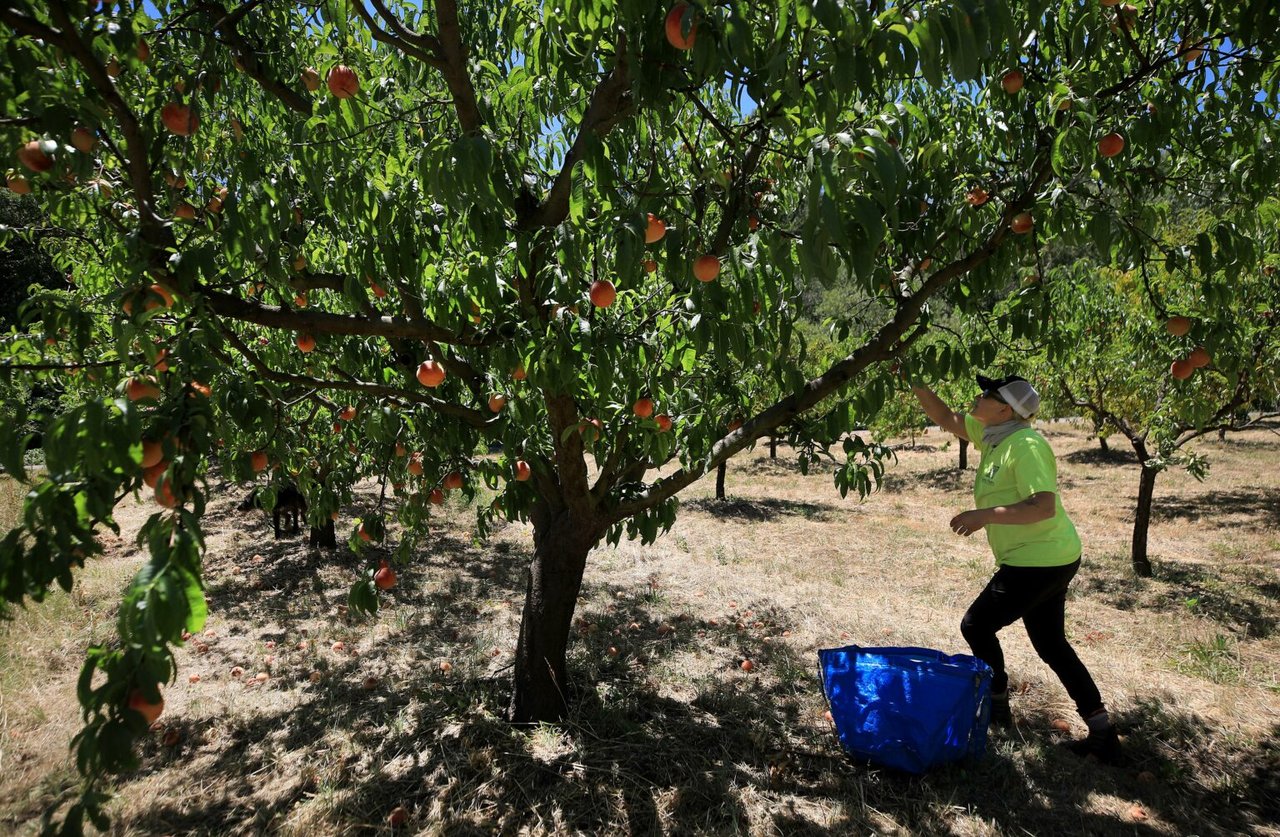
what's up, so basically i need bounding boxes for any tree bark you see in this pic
[715,461,727,499]
[1098,435,1109,452]
[1131,463,1158,578]
[958,437,968,471]
[508,506,597,723]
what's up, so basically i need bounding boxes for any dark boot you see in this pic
[1064,725,1122,765]
[989,691,1012,728]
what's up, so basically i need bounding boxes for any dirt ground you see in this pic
[1,421,1277,836]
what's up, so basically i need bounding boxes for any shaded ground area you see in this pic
[2,423,1279,836]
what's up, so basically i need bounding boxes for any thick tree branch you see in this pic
[198,2,313,116]
[517,36,632,230]
[607,154,1056,522]
[202,288,480,345]
[22,3,169,255]
[352,1,444,68]
[432,0,484,135]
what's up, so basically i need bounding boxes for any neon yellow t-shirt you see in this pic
[964,415,1082,567]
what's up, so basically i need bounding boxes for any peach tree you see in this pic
[2,0,1279,830]
[1032,226,1280,577]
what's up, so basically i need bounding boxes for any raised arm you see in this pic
[910,384,970,442]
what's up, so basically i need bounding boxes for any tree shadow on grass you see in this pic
[1151,488,1280,531]
[1061,446,1139,467]
[881,466,969,494]
[104,529,1280,837]
[685,496,842,522]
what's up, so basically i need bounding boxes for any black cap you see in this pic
[976,374,1040,419]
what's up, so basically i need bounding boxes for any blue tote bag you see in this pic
[819,645,993,774]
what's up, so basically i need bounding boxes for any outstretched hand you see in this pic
[950,509,988,537]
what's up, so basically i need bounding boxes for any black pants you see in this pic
[960,559,1104,719]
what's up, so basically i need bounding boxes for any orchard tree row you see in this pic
[2,0,1279,830]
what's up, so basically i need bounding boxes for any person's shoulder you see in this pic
[1009,428,1054,457]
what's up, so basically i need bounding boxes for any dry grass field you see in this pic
[1,421,1277,836]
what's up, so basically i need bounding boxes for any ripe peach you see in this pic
[642,258,658,274]
[127,688,164,725]
[1097,132,1125,158]
[6,175,30,194]
[144,283,174,311]
[417,359,445,387]
[655,414,673,433]
[160,103,198,136]
[1001,69,1024,95]
[589,279,617,308]
[512,365,527,381]
[155,479,181,508]
[645,213,667,243]
[142,462,168,489]
[665,5,696,50]
[740,659,755,672]
[140,438,164,469]
[407,456,424,477]
[443,471,464,491]
[301,66,321,92]
[439,660,453,673]
[488,393,507,413]
[135,38,150,61]
[514,460,532,481]
[127,377,161,401]
[1010,212,1034,234]
[71,127,96,153]
[966,187,989,206]
[693,255,720,282]
[1170,359,1194,380]
[250,450,269,472]
[429,488,445,505]
[369,279,387,298]
[207,186,228,213]
[327,64,359,98]
[633,397,654,418]
[296,334,316,353]
[1165,315,1191,336]
[339,405,357,421]
[1187,346,1211,368]
[17,140,53,172]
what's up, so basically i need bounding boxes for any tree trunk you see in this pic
[769,434,777,459]
[1098,435,1109,452]
[958,437,968,471]
[715,461,727,499]
[1131,463,1157,578]
[508,508,597,723]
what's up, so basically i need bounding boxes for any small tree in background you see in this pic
[1039,237,1280,577]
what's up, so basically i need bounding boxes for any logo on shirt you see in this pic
[979,463,1001,485]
